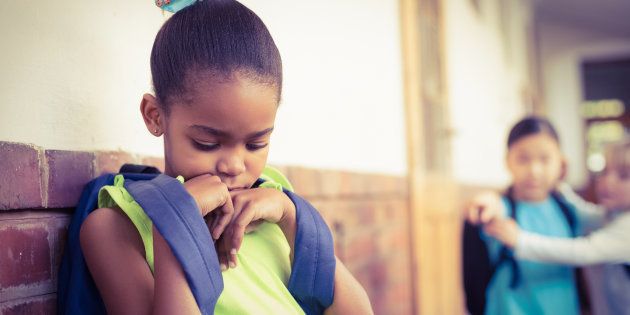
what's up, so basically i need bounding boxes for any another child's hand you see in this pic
[216,188,296,270]
[465,191,506,224]
[182,174,235,240]
[483,218,519,248]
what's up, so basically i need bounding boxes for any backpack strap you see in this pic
[125,175,223,314]
[492,187,522,289]
[119,163,162,174]
[550,191,578,236]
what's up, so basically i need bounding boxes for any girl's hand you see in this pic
[465,191,506,224]
[483,218,519,248]
[182,174,235,240]
[216,188,296,270]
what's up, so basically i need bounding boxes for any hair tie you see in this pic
[155,0,199,13]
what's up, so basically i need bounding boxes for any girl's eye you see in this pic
[246,143,268,151]
[193,141,219,151]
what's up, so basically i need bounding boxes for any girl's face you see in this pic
[506,133,565,202]
[142,74,279,190]
[596,164,630,211]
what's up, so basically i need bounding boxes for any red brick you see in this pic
[318,169,343,198]
[0,142,43,210]
[286,166,323,198]
[0,294,56,315]
[344,231,377,263]
[331,201,363,227]
[0,212,68,302]
[94,151,137,176]
[378,224,411,256]
[338,171,369,196]
[49,215,71,287]
[45,150,94,208]
[0,225,51,289]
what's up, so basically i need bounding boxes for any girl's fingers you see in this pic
[230,205,259,256]
[211,189,235,240]
[222,238,232,270]
[215,238,229,271]
[205,213,218,240]
[480,207,495,224]
[244,219,263,233]
[466,205,480,224]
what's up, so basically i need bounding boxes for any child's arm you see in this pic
[152,225,201,315]
[484,214,630,265]
[465,190,506,224]
[81,208,204,315]
[221,188,373,313]
[80,207,156,314]
[324,258,374,315]
[557,182,606,231]
[82,174,235,314]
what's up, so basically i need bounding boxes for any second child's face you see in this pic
[506,133,564,202]
[596,165,630,211]
[161,75,279,190]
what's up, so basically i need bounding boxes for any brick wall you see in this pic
[0,141,413,315]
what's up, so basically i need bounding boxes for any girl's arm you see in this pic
[224,188,373,313]
[152,225,201,315]
[324,258,374,315]
[81,207,200,314]
[557,182,606,231]
[485,214,630,265]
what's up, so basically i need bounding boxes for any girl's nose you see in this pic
[216,153,246,177]
[529,162,543,177]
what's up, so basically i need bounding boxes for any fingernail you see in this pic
[220,264,227,271]
[229,261,236,269]
[230,248,237,255]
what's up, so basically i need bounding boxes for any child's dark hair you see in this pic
[507,116,560,148]
[150,0,282,110]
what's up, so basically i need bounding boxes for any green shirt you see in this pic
[97,166,304,314]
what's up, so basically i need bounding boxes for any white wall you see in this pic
[0,0,407,176]
[444,0,534,186]
[538,19,630,187]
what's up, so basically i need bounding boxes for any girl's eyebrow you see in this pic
[190,125,274,138]
[247,127,274,138]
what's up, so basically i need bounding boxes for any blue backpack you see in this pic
[57,164,336,315]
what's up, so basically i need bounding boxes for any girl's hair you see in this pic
[604,139,630,178]
[150,0,282,110]
[507,116,560,148]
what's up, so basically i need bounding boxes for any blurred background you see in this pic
[1,0,629,314]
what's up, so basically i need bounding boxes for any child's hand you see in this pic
[465,191,506,224]
[216,188,296,270]
[182,174,235,240]
[483,218,519,248]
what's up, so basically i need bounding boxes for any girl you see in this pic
[462,116,582,315]
[479,140,630,315]
[77,1,372,314]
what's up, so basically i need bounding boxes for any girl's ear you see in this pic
[559,155,568,182]
[140,94,164,137]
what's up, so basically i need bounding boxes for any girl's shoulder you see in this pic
[80,206,146,260]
